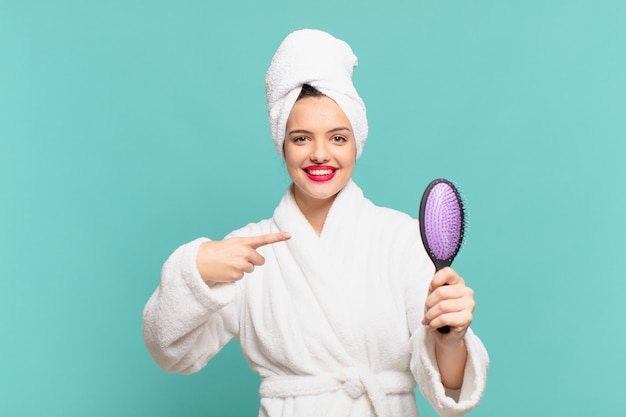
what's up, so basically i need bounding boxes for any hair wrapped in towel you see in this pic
[265,29,368,159]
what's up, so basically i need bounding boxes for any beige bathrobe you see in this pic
[143,180,489,417]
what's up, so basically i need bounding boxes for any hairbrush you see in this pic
[418,178,466,334]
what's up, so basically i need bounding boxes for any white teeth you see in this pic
[308,169,333,176]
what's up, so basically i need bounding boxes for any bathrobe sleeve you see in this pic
[402,232,490,417]
[142,237,240,374]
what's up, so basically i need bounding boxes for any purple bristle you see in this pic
[423,182,463,261]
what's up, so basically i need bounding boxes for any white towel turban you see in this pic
[265,29,368,160]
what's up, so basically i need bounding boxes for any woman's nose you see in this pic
[310,140,330,163]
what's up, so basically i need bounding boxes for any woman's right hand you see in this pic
[196,232,291,283]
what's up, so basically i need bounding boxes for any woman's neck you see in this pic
[293,188,338,236]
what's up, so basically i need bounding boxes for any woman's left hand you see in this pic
[422,267,475,346]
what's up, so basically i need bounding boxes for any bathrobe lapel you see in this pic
[272,180,367,365]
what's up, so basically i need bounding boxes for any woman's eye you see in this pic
[293,136,307,143]
[332,136,347,143]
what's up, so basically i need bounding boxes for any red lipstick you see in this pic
[304,165,337,182]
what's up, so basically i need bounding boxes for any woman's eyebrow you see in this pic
[287,128,313,136]
[327,127,352,134]
[287,127,352,135]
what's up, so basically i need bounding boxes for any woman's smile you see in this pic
[304,165,337,182]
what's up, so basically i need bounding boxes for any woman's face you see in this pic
[284,95,356,208]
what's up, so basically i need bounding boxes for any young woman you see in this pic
[143,29,488,417]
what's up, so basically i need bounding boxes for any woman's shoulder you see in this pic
[366,199,418,227]
[361,200,430,270]
[363,200,421,243]
[371,203,416,223]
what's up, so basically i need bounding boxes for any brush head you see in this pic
[419,179,465,270]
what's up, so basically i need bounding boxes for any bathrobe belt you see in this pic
[259,368,416,417]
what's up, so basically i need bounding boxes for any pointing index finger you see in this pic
[246,232,291,249]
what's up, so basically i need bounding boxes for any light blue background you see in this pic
[1,1,625,415]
